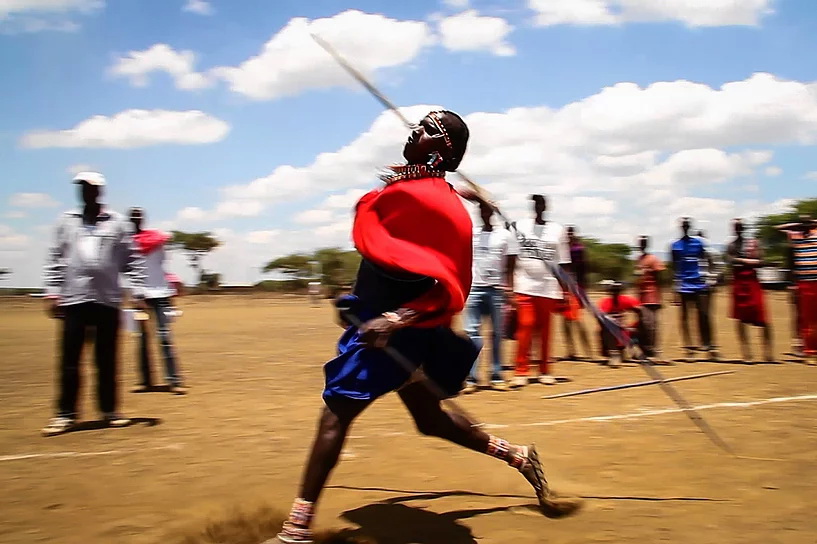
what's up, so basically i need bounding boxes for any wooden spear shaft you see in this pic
[542,370,736,400]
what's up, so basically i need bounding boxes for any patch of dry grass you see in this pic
[171,502,375,544]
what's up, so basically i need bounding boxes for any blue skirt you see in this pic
[323,324,479,402]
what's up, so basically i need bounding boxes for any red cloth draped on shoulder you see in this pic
[353,177,473,328]
[134,229,170,255]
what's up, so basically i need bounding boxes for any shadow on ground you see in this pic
[59,417,161,435]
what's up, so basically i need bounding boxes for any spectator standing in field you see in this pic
[778,215,812,358]
[726,218,773,362]
[671,217,718,361]
[790,217,817,364]
[462,200,511,393]
[559,225,593,361]
[696,229,725,354]
[41,172,146,437]
[129,207,186,395]
[507,194,571,387]
[634,235,665,362]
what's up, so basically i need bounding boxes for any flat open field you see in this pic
[1,292,816,544]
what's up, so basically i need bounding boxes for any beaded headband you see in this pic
[427,111,453,152]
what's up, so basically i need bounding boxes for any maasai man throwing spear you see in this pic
[266,111,576,544]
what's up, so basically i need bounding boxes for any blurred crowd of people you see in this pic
[37,171,817,435]
[461,194,817,393]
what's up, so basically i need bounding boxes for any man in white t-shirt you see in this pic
[507,194,571,387]
[462,201,512,394]
[129,208,186,394]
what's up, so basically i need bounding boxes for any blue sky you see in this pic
[2,0,816,286]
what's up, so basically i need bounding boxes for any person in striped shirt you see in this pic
[777,214,812,358]
[790,217,817,363]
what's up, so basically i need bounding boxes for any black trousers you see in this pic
[57,302,120,418]
[681,290,714,349]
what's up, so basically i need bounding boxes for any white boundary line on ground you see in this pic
[0,443,183,463]
[480,393,817,429]
[4,394,815,461]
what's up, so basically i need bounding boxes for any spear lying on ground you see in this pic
[541,370,735,400]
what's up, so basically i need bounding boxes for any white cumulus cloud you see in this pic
[246,230,282,245]
[0,0,103,34]
[182,0,212,16]
[66,163,94,175]
[0,224,30,250]
[125,71,817,284]
[8,192,59,208]
[437,10,515,56]
[294,209,335,225]
[211,10,434,100]
[109,44,212,90]
[528,0,775,27]
[197,73,817,227]
[178,206,206,221]
[20,109,230,149]
[0,0,102,17]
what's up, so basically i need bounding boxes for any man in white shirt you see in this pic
[462,201,512,393]
[41,172,146,436]
[129,208,186,394]
[507,195,571,387]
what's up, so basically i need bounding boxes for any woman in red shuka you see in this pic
[267,111,569,544]
[726,218,773,362]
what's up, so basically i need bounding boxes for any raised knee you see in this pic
[318,408,346,440]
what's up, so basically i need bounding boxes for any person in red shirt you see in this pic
[268,111,572,544]
[597,281,643,368]
[633,235,665,362]
[727,219,773,362]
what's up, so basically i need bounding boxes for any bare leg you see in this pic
[298,398,370,502]
[653,307,662,360]
[275,397,371,543]
[761,323,774,361]
[736,321,751,362]
[397,380,579,516]
[398,381,490,451]
[576,320,593,359]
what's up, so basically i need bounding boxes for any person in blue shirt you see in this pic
[671,217,718,361]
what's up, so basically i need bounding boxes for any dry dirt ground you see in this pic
[1,292,816,544]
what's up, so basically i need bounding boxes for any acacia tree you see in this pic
[264,248,360,295]
[582,237,633,284]
[755,198,817,265]
[169,231,221,287]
